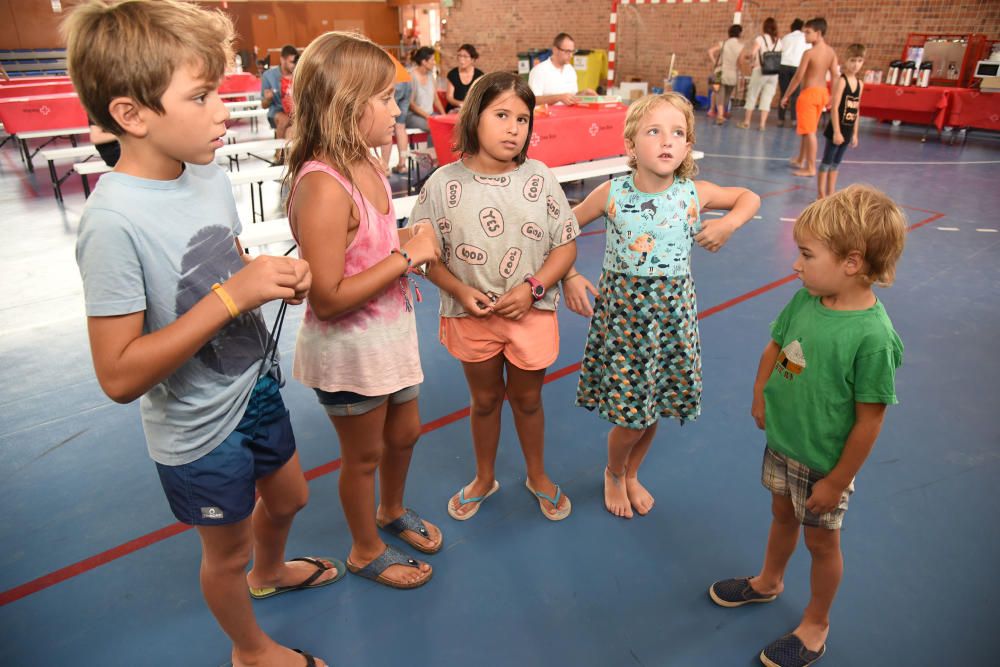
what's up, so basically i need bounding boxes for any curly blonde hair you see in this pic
[794,184,907,287]
[623,92,698,180]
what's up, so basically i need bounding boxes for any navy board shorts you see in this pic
[155,375,297,525]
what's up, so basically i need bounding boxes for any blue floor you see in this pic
[1,115,998,666]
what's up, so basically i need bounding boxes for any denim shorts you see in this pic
[155,375,296,525]
[314,384,420,417]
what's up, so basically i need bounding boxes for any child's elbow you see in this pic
[99,376,141,404]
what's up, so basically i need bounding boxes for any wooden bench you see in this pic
[13,126,89,173]
[239,195,419,253]
[40,144,99,202]
[228,165,286,222]
[216,137,288,171]
[227,107,267,132]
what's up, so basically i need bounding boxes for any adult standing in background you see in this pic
[738,17,781,131]
[707,24,744,125]
[528,32,596,106]
[445,44,484,111]
[778,19,810,128]
[261,44,298,140]
[406,46,445,135]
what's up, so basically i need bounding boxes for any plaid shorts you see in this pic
[761,447,854,530]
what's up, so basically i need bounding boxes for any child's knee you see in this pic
[342,441,383,472]
[470,388,505,415]
[804,526,840,556]
[507,389,542,415]
[263,485,309,520]
[203,540,253,574]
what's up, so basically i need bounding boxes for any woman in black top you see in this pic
[445,44,484,111]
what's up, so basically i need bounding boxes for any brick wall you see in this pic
[441,0,1000,97]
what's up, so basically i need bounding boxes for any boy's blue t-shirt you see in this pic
[76,162,272,466]
[260,67,285,119]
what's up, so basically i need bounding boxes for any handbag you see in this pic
[759,36,781,75]
[710,46,723,85]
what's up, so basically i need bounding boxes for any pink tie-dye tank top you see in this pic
[290,160,423,395]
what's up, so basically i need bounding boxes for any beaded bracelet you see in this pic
[391,248,413,275]
[211,283,240,319]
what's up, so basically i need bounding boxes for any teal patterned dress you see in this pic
[575,174,703,428]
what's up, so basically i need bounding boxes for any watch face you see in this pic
[532,284,545,298]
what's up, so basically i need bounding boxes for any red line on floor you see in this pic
[0,209,942,608]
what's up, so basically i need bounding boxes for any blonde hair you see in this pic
[284,31,395,207]
[62,0,233,135]
[794,184,907,286]
[624,92,698,180]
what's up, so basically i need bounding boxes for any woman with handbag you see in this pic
[738,17,782,131]
[707,24,744,125]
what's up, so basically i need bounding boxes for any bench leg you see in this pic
[255,182,265,223]
[80,173,91,198]
[48,160,62,203]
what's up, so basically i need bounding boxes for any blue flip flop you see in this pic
[377,508,443,554]
[345,544,432,590]
[447,479,500,521]
[525,479,572,521]
[248,556,346,600]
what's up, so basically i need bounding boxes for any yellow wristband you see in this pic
[211,283,240,319]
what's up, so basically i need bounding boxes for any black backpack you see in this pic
[759,36,781,75]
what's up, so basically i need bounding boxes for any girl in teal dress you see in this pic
[563,93,760,519]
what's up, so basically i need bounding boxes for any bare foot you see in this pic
[347,543,431,587]
[234,644,327,667]
[246,557,339,591]
[604,466,633,518]
[448,477,497,518]
[790,621,830,653]
[789,159,805,168]
[625,476,655,515]
[376,506,443,552]
[793,169,816,177]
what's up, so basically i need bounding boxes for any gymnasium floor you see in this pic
[0,114,997,666]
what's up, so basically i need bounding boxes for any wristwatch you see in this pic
[524,275,545,301]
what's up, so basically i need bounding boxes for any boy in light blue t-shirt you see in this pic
[65,2,337,665]
[709,185,906,667]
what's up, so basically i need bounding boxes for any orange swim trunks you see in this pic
[795,86,830,135]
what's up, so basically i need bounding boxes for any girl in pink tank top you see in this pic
[286,32,441,590]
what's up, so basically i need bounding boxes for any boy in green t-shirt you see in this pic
[709,185,907,667]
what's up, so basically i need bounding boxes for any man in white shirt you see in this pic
[528,33,596,106]
[777,19,811,127]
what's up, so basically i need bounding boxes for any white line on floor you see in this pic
[975,228,998,233]
[780,217,796,222]
[936,226,960,231]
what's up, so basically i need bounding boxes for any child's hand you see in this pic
[851,134,858,148]
[780,96,789,109]
[695,217,737,252]
[492,284,533,320]
[563,274,598,317]
[751,393,765,430]
[833,131,845,146]
[402,223,441,267]
[224,255,310,312]
[263,88,275,104]
[283,258,312,305]
[805,477,846,515]
[457,285,494,317]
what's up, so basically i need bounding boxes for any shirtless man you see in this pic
[781,18,839,177]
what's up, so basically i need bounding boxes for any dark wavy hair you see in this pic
[454,71,535,165]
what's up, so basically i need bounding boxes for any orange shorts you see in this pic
[795,86,830,135]
[439,309,559,371]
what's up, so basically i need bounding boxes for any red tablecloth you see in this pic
[946,89,1000,132]
[0,75,70,86]
[0,82,76,99]
[0,93,87,134]
[860,83,951,131]
[218,72,261,95]
[427,105,628,168]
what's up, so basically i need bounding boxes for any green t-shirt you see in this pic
[764,289,903,474]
